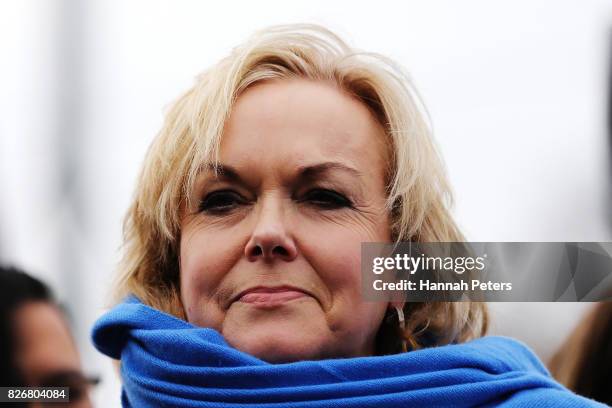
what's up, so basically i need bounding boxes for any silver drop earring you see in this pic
[394,305,408,353]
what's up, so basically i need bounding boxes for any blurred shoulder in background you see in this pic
[549,300,612,406]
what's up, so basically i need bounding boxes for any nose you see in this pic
[245,196,298,262]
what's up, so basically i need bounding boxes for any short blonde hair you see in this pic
[115,24,487,351]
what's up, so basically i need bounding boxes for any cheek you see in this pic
[298,214,387,289]
[300,224,373,309]
[297,213,390,334]
[315,239,386,339]
[179,224,244,326]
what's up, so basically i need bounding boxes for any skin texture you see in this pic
[180,79,393,363]
[13,302,92,407]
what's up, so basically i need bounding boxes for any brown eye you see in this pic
[302,189,353,209]
[198,190,246,214]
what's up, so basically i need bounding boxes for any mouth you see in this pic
[231,285,313,308]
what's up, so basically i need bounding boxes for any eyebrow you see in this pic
[296,162,363,180]
[201,163,245,183]
[200,161,363,184]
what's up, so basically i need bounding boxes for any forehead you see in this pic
[219,79,387,176]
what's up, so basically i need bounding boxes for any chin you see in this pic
[242,339,319,363]
[223,322,331,363]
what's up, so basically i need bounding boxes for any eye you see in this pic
[198,190,246,214]
[302,188,353,209]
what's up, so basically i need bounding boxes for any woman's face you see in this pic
[180,79,392,363]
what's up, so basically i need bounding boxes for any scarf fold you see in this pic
[92,297,604,407]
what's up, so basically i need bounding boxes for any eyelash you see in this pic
[198,188,353,214]
[198,190,246,214]
[299,188,353,209]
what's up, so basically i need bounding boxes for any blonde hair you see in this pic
[115,24,487,351]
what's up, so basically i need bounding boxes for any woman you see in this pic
[92,24,605,407]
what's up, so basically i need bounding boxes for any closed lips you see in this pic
[234,286,312,304]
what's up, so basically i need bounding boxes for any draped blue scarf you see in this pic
[91,297,604,407]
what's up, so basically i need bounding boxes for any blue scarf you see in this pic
[92,297,604,407]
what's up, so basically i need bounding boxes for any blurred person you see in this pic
[0,266,94,407]
[549,301,612,406]
[92,24,605,407]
